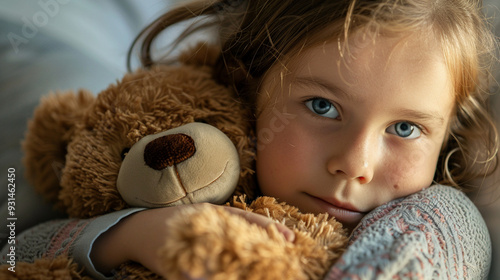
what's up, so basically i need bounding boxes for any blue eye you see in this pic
[305,98,339,119]
[386,122,421,139]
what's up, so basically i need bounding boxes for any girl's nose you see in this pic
[326,131,376,184]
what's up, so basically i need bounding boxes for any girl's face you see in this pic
[256,34,455,230]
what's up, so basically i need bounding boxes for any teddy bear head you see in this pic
[23,44,257,218]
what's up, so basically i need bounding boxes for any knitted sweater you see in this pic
[327,185,490,279]
[1,185,491,279]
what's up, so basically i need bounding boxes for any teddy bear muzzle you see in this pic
[117,122,240,208]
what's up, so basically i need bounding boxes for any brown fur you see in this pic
[23,91,95,210]
[23,44,256,218]
[4,43,347,279]
[0,255,91,280]
[161,196,347,280]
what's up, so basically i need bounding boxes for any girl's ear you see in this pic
[23,90,95,208]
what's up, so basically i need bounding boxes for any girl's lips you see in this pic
[307,194,366,225]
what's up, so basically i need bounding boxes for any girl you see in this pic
[4,0,499,279]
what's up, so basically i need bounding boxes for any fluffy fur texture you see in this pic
[2,44,347,279]
[0,255,91,280]
[23,44,256,218]
[161,196,347,280]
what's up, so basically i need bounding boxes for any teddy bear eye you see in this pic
[120,148,131,160]
[194,118,208,124]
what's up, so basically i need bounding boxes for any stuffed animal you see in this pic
[0,44,348,280]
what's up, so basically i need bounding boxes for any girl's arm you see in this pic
[324,184,490,280]
[90,203,295,278]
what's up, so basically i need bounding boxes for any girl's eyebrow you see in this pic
[292,76,354,102]
[393,109,446,126]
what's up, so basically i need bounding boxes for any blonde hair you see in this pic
[129,0,499,192]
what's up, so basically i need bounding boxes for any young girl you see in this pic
[4,0,499,279]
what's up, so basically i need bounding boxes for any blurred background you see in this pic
[0,0,499,278]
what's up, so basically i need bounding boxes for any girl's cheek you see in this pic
[382,143,435,193]
[383,159,412,191]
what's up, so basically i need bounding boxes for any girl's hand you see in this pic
[90,203,295,277]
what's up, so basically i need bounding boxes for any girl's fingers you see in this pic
[223,206,295,242]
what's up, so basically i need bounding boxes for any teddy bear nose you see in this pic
[144,133,196,170]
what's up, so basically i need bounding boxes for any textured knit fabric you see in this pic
[325,184,491,280]
[0,219,90,262]
[0,208,144,279]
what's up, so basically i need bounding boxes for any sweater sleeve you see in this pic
[0,208,144,279]
[324,184,491,280]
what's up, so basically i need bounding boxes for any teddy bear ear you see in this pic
[23,90,95,207]
[178,42,221,67]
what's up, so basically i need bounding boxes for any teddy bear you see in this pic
[0,43,348,280]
